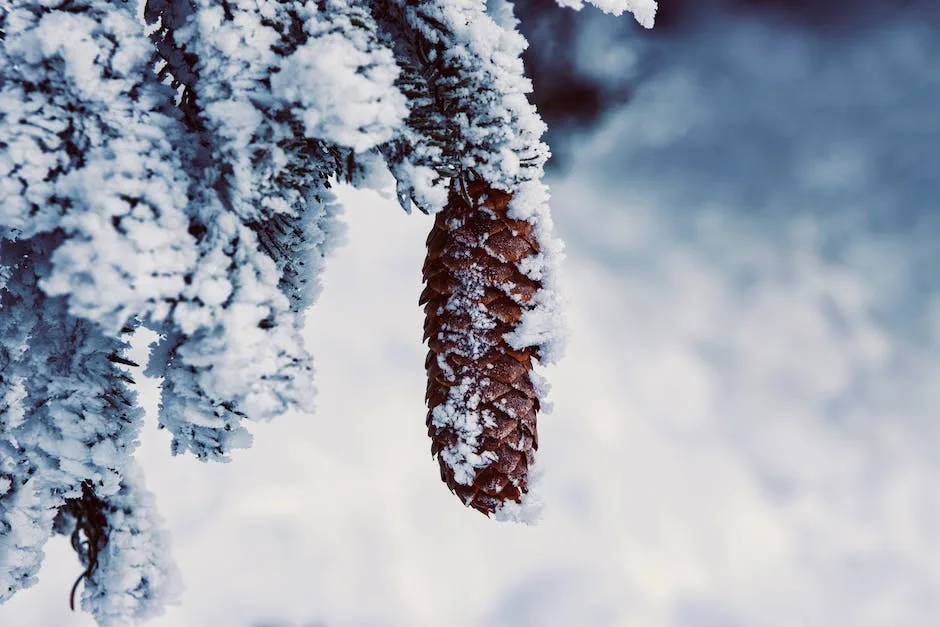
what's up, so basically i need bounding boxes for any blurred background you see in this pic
[4,1,940,625]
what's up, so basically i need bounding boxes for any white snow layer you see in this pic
[75,465,181,625]
[272,4,408,152]
[0,0,594,616]
[7,4,940,627]
[387,1,567,517]
[555,0,657,29]
[0,237,153,616]
[140,0,359,459]
[0,2,198,334]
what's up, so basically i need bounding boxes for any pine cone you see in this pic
[421,181,542,516]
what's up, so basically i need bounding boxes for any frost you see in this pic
[376,0,551,205]
[0,0,197,333]
[1,0,623,615]
[377,1,570,514]
[430,378,500,486]
[0,476,57,601]
[141,0,366,459]
[377,1,567,366]
[486,0,520,30]
[0,237,148,610]
[0,376,27,430]
[392,162,450,214]
[554,0,658,28]
[272,7,408,152]
[63,465,182,625]
[155,209,317,460]
[493,462,544,525]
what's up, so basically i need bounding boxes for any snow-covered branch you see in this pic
[1,0,647,618]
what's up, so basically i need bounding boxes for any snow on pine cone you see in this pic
[421,180,543,517]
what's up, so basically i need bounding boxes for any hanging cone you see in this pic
[421,180,542,516]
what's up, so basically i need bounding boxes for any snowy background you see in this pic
[4,1,940,625]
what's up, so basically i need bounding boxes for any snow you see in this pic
[2,0,358,615]
[430,376,498,486]
[0,234,151,618]
[7,109,940,620]
[377,0,550,211]
[272,7,408,153]
[554,0,657,28]
[134,0,367,461]
[5,0,938,625]
[72,464,181,625]
[377,2,567,506]
[0,376,27,430]
[493,462,544,525]
[0,1,198,334]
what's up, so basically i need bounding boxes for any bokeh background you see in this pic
[4,1,940,625]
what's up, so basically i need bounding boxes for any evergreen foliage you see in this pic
[0,0,655,621]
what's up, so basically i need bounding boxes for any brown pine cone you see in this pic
[420,180,542,517]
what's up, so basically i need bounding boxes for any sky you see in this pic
[3,2,940,626]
